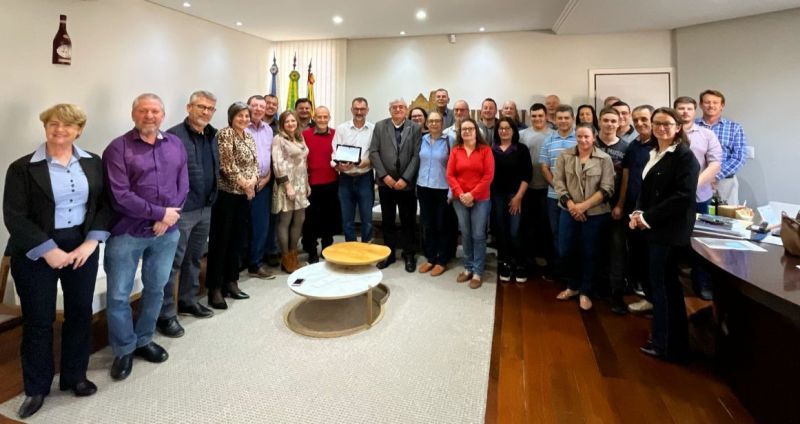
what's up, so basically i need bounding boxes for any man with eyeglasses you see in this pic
[369,98,422,272]
[156,90,218,339]
[431,88,454,128]
[331,97,375,244]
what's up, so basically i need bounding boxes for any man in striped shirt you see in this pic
[696,89,747,206]
[539,105,576,260]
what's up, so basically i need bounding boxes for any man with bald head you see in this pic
[545,94,560,130]
[302,106,340,263]
[369,98,422,272]
[444,99,472,144]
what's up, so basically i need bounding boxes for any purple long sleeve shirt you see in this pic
[102,128,189,237]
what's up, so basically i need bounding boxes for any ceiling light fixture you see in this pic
[415,10,427,20]
[332,15,343,24]
[479,27,485,32]
[400,31,406,36]
[182,1,191,7]
[235,21,243,27]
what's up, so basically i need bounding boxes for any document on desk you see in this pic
[695,237,767,252]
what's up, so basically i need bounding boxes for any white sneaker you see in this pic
[628,299,653,313]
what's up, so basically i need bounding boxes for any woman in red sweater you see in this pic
[446,118,495,289]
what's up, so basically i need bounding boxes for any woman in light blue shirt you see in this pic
[416,111,451,276]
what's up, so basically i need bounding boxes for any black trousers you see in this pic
[11,226,98,396]
[378,186,417,257]
[206,190,248,291]
[522,188,554,266]
[302,181,341,254]
[417,186,450,265]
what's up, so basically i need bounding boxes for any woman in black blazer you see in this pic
[629,107,699,362]
[3,104,110,418]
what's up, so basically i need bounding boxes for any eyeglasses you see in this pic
[193,104,216,113]
[652,121,677,128]
[460,127,476,133]
[427,119,442,124]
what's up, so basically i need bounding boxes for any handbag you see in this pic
[780,211,800,256]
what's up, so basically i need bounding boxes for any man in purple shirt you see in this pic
[102,93,189,381]
[245,95,276,279]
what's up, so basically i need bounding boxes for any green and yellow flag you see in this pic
[286,54,299,110]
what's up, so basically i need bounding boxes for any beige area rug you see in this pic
[0,259,496,423]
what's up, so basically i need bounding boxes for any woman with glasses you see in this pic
[416,111,451,276]
[491,117,532,283]
[446,118,495,289]
[553,123,615,311]
[630,107,699,362]
[206,102,258,309]
[409,107,429,135]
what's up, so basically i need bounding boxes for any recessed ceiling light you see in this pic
[479,27,485,32]
[332,15,343,24]
[235,21,243,26]
[400,31,406,36]
[415,10,427,20]
[182,1,191,7]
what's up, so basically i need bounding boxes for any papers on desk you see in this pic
[694,237,767,252]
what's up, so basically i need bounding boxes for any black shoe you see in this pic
[208,290,228,310]
[156,317,185,338]
[110,353,133,381]
[639,344,664,359]
[59,379,97,397]
[610,295,629,315]
[178,301,214,318]
[307,251,320,264]
[376,256,396,269]
[498,261,511,282]
[404,256,416,273]
[514,264,528,283]
[134,342,169,363]
[225,282,250,299]
[18,395,44,419]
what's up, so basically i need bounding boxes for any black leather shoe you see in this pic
[225,282,250,299]
[376,256,396,269]
[178,302,214,318]
[60,379,97,397]
[18,395,44,419]
[110,353,133,381]
[208,289,228,310]
[404,256,416,273]
[134,342,169,363]
[156,317,185,338]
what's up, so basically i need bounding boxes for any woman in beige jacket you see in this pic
[553,123,615,310]
[271,110,310,272]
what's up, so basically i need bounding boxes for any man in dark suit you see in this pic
[369,98,422,272]
[156,90,219,339]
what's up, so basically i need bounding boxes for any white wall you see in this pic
[0,0,270,244]
[345,30,673,120]
[676,8,800,206]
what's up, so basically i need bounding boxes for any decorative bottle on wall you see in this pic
[52,15,71,65]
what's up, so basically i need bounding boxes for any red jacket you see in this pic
[303,128,338,185]
[446,144,494,201]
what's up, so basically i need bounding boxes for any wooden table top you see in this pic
[322,242,391,266]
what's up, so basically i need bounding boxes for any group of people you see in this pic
[3,86,747,418]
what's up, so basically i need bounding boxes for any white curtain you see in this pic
[272,39,348,125]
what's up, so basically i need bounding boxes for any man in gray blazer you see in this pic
[369,98,422,272]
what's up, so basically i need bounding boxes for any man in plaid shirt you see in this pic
[695,89,747,206]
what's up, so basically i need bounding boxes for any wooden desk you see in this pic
[692,238,800,424]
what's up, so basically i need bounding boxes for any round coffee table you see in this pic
[284,242,391,338]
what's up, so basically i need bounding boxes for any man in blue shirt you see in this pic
[539,105,576,264]
[696,89,747,206]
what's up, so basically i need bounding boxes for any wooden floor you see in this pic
[484,275,755,424]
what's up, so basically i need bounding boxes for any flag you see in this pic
[269,54,278,96]
[307,60,316,117]
[286,54,299,110]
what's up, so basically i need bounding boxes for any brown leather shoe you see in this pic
[418,262,434,273]
[430,264,446,277]
[469,276,483,289]
[456,270,473,283]
[248,265,276,280]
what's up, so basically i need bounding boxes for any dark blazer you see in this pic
[369,118,422,190]
[167,119,219,211]
[3,152,111,257]
[636,142,700,246]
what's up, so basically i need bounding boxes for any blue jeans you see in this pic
[558,210,609,294]
[105,231,179,357]
[453,199,491,277]
[339,172,374,242]
[491,193,523,263]
[249,184,273,268]
[547,197,561,257]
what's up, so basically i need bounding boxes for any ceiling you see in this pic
[147,0,800,41]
